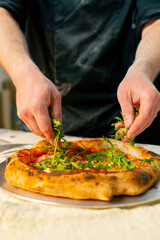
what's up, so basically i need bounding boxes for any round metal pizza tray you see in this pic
[0,146,160,209]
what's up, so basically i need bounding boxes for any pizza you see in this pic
[5,137,160,201]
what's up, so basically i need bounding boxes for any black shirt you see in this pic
[1,0,160,140]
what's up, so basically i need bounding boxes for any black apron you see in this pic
[26,0,137,137]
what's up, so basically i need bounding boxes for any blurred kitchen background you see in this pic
[0,64,19,130]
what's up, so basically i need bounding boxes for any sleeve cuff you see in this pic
[136,5,160,39]
[0,2,28,31]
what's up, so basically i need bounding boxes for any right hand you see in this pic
[117,66,160,142]
[15,66,62,145]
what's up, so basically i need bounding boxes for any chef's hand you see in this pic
[117,66,160,142]
[15,67,62,145]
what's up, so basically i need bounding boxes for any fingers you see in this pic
[115,122,125,129]
[35,110,55,145]
[31,95,62,145]
[127,102,157,139]
[17,91,62,145]
[50,90,62,124]
[115,92,134,142]
[116,128,129,143]
[22,115,46,139]
[18,107,56,145]
[117,90,135,129]
[127,91,160,139]
[17,109,49,139]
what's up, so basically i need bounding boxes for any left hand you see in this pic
[117,66,160,142]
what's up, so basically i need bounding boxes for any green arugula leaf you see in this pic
[114,129,128,141]
[49,111,65,141]
[111,114,124,126]
[41,145,54,153]
[49,110,68,163]
[102,136,115,148]
[138,158,160,170]
[110,110,138,146]
[35,162,47,170]
[71,162,82,169]
[129,139,135,147]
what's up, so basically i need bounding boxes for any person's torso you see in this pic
[25,0,137,136]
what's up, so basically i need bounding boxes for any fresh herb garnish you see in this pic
[111,111,138,146]
[138,158,160,171]
[33,136,159,172]
[35,162,47,170]
[49,111,65,141]
[49,111,66,163]
[32,110,159,172]
[41,145,54,153]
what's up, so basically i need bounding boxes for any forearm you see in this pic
[0,7,38,87]
[129,19,160,82]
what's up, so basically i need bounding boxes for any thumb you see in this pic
[119,97,135,129]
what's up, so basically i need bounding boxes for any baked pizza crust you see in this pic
[5,138,160,201]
